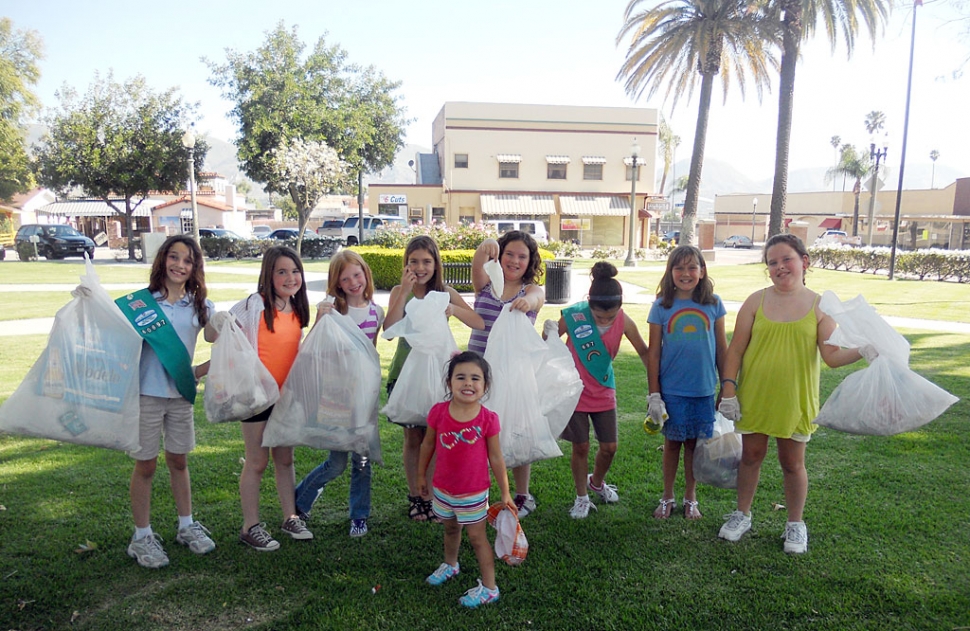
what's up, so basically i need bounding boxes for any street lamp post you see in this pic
[750,197,758,243]
[181,130,201,243]
[865,136,889,247]
[890,2,920,281]
[624,140,641,268]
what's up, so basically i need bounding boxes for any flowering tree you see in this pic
[267,138,347,254]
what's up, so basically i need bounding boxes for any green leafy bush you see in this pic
[366,222,499,250]
[809,245,970,282]
[16,241,37,261]
[546,239,581,258]
[353,246,554,290]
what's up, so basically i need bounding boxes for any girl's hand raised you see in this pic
[400,264,417,294]
[477,238,500,262]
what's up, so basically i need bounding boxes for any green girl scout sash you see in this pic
[116,289,197,403]
[562,302,615,390]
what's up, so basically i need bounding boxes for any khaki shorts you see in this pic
[560,409,618,444]
[129,395,196,460]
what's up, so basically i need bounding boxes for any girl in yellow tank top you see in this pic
[715,235,865,555]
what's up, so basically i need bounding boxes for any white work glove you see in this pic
[647,393,667,427]
[718,396,741,422]
[543,319,560,339]
[210,311,234,331]
[71,285,92,299]
[859,345,878,363]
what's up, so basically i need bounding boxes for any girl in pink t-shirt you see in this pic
[417,352,517,608]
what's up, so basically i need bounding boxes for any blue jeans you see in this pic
[295,451,371,520]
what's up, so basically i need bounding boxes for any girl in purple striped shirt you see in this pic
[295,250,384,537]
[470,230,545,517]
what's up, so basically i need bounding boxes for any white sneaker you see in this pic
[718,510,752,542]
[782,521,808,554]
[587,474,619,504]
[515,494,537,518]
[569,496,597,519]
[176,521,216,554]
[127,533,169,569]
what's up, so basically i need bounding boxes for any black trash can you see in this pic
[544,259,573,304]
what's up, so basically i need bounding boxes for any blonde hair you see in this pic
[327,250,375,314]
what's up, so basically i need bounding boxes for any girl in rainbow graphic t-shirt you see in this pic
[646,245,728,521]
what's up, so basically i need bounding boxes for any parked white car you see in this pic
[341,215,406,245]
[486,219,549,243]
[815,230,862,247]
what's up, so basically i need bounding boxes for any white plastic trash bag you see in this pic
[0,258,142,451]
[204,317,278,423]
[693,412,742,489]
[814,291,958,435]
[483,259,504,300]
[263,311,382,462]
[485,309,583,468]
[381,291,458,427]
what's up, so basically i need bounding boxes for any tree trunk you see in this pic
[291,184,306,257]
[769,0,802,239]
[124,198,137,261]
[681,71,715,247]
[852,182,861,237]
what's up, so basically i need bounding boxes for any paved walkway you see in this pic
[3,264,969,336]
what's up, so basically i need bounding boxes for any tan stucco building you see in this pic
[370,102,659,247]
[714,177,970,249]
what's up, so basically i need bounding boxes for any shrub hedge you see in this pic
[199,236,341,261]
[809,245,970,282]
[352,246,555,290]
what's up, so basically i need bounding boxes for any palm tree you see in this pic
[930,149,939,188]
[829,134,840,191]
[766,0,890,238]
[657,114,681,198]
[864,110,886,136]
[617,0,778,246]
[825,144,871,237]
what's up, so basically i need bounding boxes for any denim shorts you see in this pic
[662,394,715,442]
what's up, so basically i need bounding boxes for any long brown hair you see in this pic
[148,235,209,325]
[257,246,310,331]
[656,245,716,308]
[327,250,375,315]
[498,230,544,284]
[405,235,445,293]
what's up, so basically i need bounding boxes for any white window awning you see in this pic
[480,194,556,216]
[545,155,571,164]
[180,208,195,219]
[495,154,522,163]
[37,199,160,217]
[623,156,646,167]
[582,156,607,165]
[559,195,632,216]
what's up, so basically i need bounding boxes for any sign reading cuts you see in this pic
[379,194,407,204]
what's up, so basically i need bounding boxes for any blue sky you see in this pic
[6,0,968,183]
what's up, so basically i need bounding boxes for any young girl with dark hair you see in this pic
[546,262,649,519]
[384,235,484,522]
[229,246,313,551]
[470,230,545,517]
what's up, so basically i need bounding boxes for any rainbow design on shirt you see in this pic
[666,308,710,334]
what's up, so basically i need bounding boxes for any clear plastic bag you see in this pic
[0,258,142,451]
[814,291,958,435]
[263,311,382,463]
[487,503,528,566]
[693,412,742,489]
[381,292,458,427]
[204,318,279,423]
[484,309,583,468]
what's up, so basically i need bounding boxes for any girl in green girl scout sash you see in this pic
[115,235,225,569]
[545,262,649,520]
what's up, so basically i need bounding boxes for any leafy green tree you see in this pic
[206,22,408,248]
[766,0,890,238]
[825,144,871,236]
[35,72,204,260]
[617,0,778,246]
[0,18,44,201]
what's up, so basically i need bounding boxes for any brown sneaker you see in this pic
[280,516,313,540]
[240,523,280,551]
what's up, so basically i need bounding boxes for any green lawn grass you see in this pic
[0,293,967,629]
[0,260,257,285]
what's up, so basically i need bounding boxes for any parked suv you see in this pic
[316,219,345,238]
[15,224,96,260]
[341,215,405,245]
[486,219,549,243]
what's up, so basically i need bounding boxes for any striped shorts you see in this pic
[432,487,489,525]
